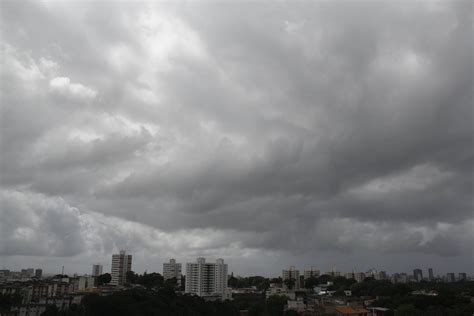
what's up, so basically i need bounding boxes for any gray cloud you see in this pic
[0,0,472,275]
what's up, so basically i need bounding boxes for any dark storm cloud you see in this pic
[0,0,472,274]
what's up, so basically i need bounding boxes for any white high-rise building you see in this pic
[92,264,103,277]
[185,258,228,299]
[163,259,182,286]
[111,250,132,286]
[282,266,300,289]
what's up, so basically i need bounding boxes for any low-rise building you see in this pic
[286,297,306,312]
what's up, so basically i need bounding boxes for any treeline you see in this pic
[2,275,473,316]
[36,280,474,316]
[227,275,271,291]
[126,271,184,290]
[39,289,295,316]
[371,280,474,315]
[0,293,22,313]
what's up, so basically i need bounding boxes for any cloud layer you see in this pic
[1,0,472,275]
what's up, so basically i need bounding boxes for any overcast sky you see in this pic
[0,0,472,277]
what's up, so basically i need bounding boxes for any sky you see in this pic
[0,0,473,277]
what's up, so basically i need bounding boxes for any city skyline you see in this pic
[1,258,471,280]
[1,1,473,277]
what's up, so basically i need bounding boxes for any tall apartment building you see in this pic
[92,264,103,277]
[163,259,182,286]
[446,273,455,282]
[303,267,320,279]
[428,268,434,280]
[35,269,43,279]
[282,266,300,289]
[413,269,423,282]
[458,273,467,281]
[185,258,228,299]
[111,251,132,286]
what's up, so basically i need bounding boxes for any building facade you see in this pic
[446,273,455,282]
[282,267,300,289]
[413,269,423,282]
[163,259,182,286]
[111,251,132,286]
[185,258,228,299]
[91,264,103,277]
[303,267,320,279]
[354,272,366,283]
[428,268,434,280]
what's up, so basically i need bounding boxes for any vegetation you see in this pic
[2,276,472,316]
[96,273,111,286]
[32,290,292,316]
[283,278,295,290]
[0,293,22,312]
[227,275,270,291]
[372,280,474,315]
[126,271,165,289]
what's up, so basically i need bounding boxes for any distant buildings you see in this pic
[303,267,320,279]
[92,264,103,277]
[78,276,96,291]
[163,259,182,286]
[35,269,43,279]
[446,273,455,283]
[413,269,423,282]
[21,269,34,279]
[91,264,103,277]
[376,271,387,280]
[111,251,132,286]
[428,268,434,280]
[185,258,228,299]
[354,272,366,283]
[282,267,300,289]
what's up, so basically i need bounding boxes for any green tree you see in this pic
[125,271,139,284]
[304,277,319,289]
[180,275,186,291]
[41,305,59,316]
[164,276,178,289]
[284,278,295,290]
[317,274,332,284]
[266,295,287,316]
[0,293,22,311]
[96,273,111,285]
[228,275,239,288]
[139,272,164,289]
[395,304,418,316]
[248,302,265,316]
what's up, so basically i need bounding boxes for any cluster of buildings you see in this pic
[105,252,230,300]
[0,269,42,282]
[0,274,105,316]
[1,253,472,316]
[268,266,470,288]
[389,268,468,284]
